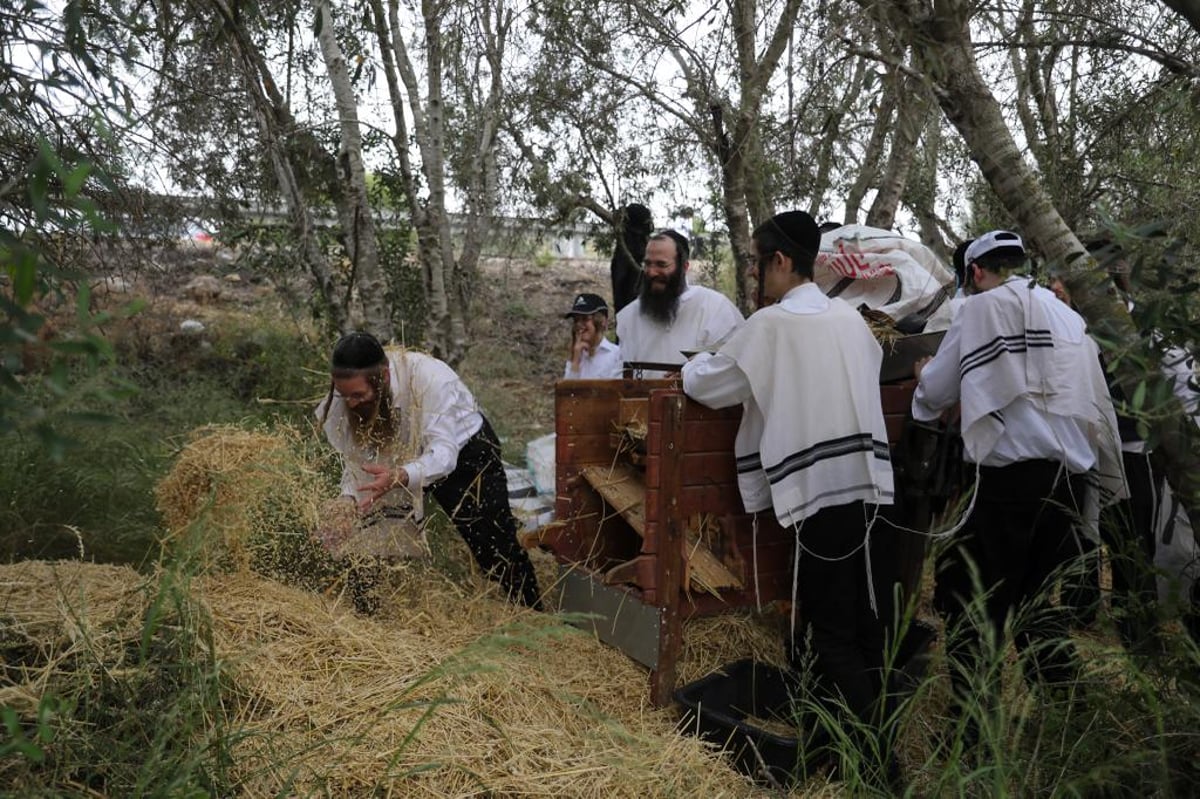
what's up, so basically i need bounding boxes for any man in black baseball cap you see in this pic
[563,293,621,379]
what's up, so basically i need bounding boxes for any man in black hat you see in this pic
[563,293,621,379]
[682,210,898,785]
[616,229,742,376]
[316,332,542,608]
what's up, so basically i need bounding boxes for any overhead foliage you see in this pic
[1,0,145,455]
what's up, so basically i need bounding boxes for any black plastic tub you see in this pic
[675,620,937,786]
[675,658,827,786]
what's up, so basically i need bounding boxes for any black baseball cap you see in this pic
[564,293,609,318]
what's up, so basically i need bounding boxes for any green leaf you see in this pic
[1131,380,1147,411]
[63,162,92,197]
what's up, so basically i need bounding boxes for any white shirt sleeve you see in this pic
[912,319,962,421]
[401,360,479,490]
[682,351,752,409]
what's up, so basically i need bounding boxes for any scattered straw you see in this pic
[0,560,775,797]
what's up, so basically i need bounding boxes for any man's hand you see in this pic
[570,329,590,371]
[357,462,410,513]
[913,355,933,381]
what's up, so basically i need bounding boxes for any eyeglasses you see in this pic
[334,389,374,404]
[641,259,674,272]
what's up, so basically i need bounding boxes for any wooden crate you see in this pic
[544,377,921,706]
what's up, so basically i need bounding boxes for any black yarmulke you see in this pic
[770,211,820,258]
[332,331,387,370]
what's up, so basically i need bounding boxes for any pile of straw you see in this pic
[0,559,784,796]
[100,422,829,794]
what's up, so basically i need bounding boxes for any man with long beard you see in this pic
[316,332,542,608]
[615,230,742,377]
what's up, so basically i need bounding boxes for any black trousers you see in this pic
[790,501,886,727]
[934,460,1085,694]
[429,417,541,608]
[1102,450,1161,648]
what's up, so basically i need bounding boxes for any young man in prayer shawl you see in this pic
[316,332,542,609]
[682,210,898,784]
[912,231,1124,718]
[616,229,743,377]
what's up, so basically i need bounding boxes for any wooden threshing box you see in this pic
[540,376,923,706]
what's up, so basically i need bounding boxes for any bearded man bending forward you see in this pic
[316,332,541,608]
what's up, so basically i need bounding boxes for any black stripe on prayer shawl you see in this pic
[783,484,897,520]
[736,452,763,474]
[764,433,891,486]
[959,329,1053,379]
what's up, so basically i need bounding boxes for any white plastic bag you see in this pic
[525,433,557,496]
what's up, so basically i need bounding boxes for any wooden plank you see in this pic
[581,464,738,592]
[879,380,917,414]
[682,529,744,592]
[650,393,686,707]
[580,464,647,536]
[618,397,650,428]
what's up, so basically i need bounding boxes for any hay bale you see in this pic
[154,424,331,582]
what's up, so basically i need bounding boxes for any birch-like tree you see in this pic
[532,0,804,308]
[367,0,510,363]
[312,0,392,338]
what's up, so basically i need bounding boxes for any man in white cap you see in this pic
[563,293,622,379]
[912,230,1124,712]
[616,229,743,377]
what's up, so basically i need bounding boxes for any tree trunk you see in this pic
[368,0,461,361]
[809,57,867,220]
[313,0,392,340]
[866,70,927,230]
[711,102,755,311]
[208,0,347,333]
[896,0,1200,526]
[843,72,898,225]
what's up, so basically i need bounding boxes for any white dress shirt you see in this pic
[564,337,622,379]
[616,284,743,377]
[317,350,483,499]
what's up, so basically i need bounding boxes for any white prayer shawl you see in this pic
[720,298,895,527]
[954,278,1126,502]
[815,224,955,325]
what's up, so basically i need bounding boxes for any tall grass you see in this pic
[788,565,1200,797]
[0,316,324,566]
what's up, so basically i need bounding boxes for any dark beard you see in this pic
[349,378,394,448]
[638,267,686,325]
